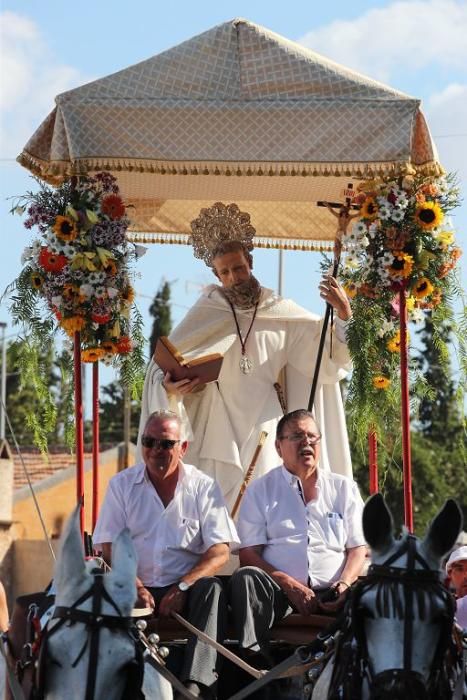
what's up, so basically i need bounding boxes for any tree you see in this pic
[97,381,141,445]
[415,314,462,444]
[148,281,173,358]
[2,338,72,447]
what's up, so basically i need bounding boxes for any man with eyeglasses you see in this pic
[229,409,366,662]
[93,410,239,700]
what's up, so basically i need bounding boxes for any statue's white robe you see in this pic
[138,286,352,511]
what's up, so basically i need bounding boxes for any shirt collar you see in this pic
[280,464,321,490]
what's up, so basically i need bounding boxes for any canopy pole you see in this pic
[399,288,413,532]
[73,331,85,537]
[368,430,378,494]
[92,362,100,531]
[307,258,339,412]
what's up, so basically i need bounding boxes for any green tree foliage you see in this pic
[2,338,73,447]
[349,313,466,536]
[97,380,141,445]
[148,281,173,358]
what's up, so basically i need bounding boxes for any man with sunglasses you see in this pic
[229,409,366,662]
[93,410,239,700]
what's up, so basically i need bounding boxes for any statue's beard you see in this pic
[220,275,262,309]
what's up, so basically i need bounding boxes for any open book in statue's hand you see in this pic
[154,337,224,384]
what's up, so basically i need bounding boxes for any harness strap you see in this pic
[53,606,132,630]
[0,633,27,700]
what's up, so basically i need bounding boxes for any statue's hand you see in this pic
[319,275,352,321]
[163,371,200,395]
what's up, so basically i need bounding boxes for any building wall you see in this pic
[9,444,135,600]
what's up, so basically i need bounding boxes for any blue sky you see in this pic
[1,0,466,400]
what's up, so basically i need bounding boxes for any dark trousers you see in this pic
[148,576,227,689]
[228,567,293,654]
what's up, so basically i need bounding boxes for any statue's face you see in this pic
[212,250,251,288]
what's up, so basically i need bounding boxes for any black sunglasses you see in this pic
[141,436,181,450]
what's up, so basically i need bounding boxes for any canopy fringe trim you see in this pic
[17,152,445,185]
[126,231,333,251]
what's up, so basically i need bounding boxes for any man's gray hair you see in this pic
[146,409,181,428]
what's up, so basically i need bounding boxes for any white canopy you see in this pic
[18,18,441,247]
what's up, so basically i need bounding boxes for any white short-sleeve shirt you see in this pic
[237,465,366,588]
[93,462,240,587]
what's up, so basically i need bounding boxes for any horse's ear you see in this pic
[422,499,463,559]
[107,528,138,612]
[363,493,395,554]
[54,505,86,591]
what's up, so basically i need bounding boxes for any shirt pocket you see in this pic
[177,517,203,552]
[323,513,345,549]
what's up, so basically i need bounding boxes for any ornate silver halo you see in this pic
[190,202,256,266]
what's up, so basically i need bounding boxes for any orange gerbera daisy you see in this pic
[121,285,135,305]
[60,315,86,335]
[373,376,391,390]
[82,347,106,362]
[53,215,79,242]
[103,259,118,275]
[100,341,117,354]
[101,194,125,220]
[38,248,68,273]
[116,336,133,354]
[92,312,112,324]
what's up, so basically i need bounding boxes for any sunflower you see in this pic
[387,331,401,353]
[360,197,379,221]
[373,376,391,390]
[53,215,79,242]
[38,248,68,273]
[101,194,125,220]
[60,315,86,335]
[415,201,443,230]
[387,252,414,279]
[343,282,358,299]
[31,272,44,289]
[100,340,117,355]
[412,277,434,299]
[82,347,106,363]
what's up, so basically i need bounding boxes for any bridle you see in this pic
[329,535,457,699]
[39,569,144,700]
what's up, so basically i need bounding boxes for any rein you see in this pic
[45,569,135,700]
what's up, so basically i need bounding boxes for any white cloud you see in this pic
[298,0,467,83]
[0,10,92,156]
[426,83,467,182]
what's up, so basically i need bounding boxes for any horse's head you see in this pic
[43,506,143,700]
[352,494,463,699]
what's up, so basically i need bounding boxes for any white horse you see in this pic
[312,493,465,700]
[41,507,173,699]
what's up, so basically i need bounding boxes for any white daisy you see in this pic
[21,246,33,264]
[378,205,391,220]
[95,286,107,297]
[80,284,94,297]
[107,287,119,299]
[391,209,405,223]
[353,220,367,235]
[343,253,360,270]
[409,308,425,324]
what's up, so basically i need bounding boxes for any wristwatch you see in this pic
[177,580,191,592]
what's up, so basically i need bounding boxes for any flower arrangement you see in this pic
[7,172,146,449]
[337,174,464,441]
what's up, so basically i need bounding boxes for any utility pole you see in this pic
[0,322,6,440]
